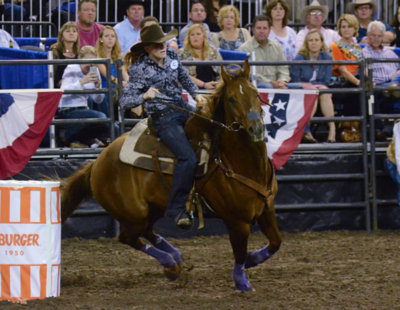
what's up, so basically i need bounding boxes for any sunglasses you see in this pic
[309,12,323,16]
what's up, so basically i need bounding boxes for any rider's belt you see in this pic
[58,106,89,112]
[150,107,174,118]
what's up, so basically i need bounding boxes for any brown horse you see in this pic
[60,59,281,291]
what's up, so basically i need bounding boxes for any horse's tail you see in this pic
[60,162,94,224]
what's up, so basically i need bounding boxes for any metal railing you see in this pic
[1,0,397,37]
[366,57,400,231]
[2,56,397,233]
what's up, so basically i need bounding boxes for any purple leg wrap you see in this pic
[140,244,177,268]
[152,235,182,265]
[245,245,273,269]
[233,262,253,291]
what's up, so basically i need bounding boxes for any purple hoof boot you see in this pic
[244,252,257,269]
[235,280,254,292]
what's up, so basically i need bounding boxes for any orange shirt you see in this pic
[330,42,363,77]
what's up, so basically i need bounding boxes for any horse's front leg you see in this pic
[226,221,254,292]
[245,204,282,269]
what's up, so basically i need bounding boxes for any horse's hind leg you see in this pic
[142,206,182,280]
[226,221,254,291]
[245,204,282,269]
[119,222,180,280]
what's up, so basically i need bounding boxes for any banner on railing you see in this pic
[260,89,318,170]
[0,90,63,180]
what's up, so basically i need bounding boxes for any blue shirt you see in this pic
[290,52,333,87]
[357,20,395,43]
[114,19,141,55]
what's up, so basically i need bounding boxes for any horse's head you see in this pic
[220,59,265,143]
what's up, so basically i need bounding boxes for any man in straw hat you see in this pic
[114,0,150,54]
[347,0,394,44]
[120,24,207,229]
[296,0,341,48]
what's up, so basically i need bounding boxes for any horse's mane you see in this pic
[196,66,257,157]
[199,66,257,120]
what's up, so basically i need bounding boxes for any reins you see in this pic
[158,98,243,132]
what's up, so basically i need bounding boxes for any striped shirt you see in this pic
[362,44,400,85]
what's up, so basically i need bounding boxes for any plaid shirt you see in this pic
[362,44,400,84]
[120,49,198,113]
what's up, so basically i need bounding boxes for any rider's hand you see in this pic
[143,87,161,100]
[194,94,207,108]
[80,72,98,86]
[204,81,218,89]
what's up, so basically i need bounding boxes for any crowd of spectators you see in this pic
[3,0,400,146]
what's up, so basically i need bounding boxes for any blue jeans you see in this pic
[4,3,26,20]
[151,110,198,217]
[257,82,304,89]
[384,157,400,210]
[56,108,120,145]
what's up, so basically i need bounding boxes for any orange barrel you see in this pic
[0,181,61,302]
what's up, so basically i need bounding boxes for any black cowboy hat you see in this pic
[130,24,178,55]
[123,0,150,15]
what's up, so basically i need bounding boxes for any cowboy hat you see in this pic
[124,0,150,15]
[130,24,178,55]
[300,0,329,23]
[347,0,377,14]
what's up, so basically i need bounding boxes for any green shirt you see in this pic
[239,37,290,84]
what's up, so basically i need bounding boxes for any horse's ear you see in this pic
[243,59,250,80]
[221,65,231,84]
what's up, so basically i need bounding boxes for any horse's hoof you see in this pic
[164,264,182,281]
[235,282,255,292]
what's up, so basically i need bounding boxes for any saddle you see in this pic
[119,118,211,177]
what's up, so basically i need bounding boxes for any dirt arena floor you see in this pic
[1,230,400,310]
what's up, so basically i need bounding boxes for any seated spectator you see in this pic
[297,0,341,48]
[96,26,129,117]
[331,14,362,88]
[50,22,80,88]
[291,29,335,143]
[57,46,119,148]
[390,5,400,47]
[96,26,129,88]
[0,29,19,49]
[204,0,227,32]
[348,0,395,45]
[239,15,302,90]
[74,0,104,47]
[114,0,148,55]
[363,21,400,90]
[180,0,215,46]
[330,14,363,117]
[179,24,222,90]
[140,16,179,52]
[211,5,251,50]
[265,0,298,61]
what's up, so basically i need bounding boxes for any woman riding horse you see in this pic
[120,24,207,229]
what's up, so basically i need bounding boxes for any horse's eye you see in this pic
[229,98,235,104]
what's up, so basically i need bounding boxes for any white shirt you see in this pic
[0,30,19,49]
[268,27,298,61]
[60,65,104,108]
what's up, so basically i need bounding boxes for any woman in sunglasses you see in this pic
[120,24,206,229]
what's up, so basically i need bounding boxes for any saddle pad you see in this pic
[119,119,210,176]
